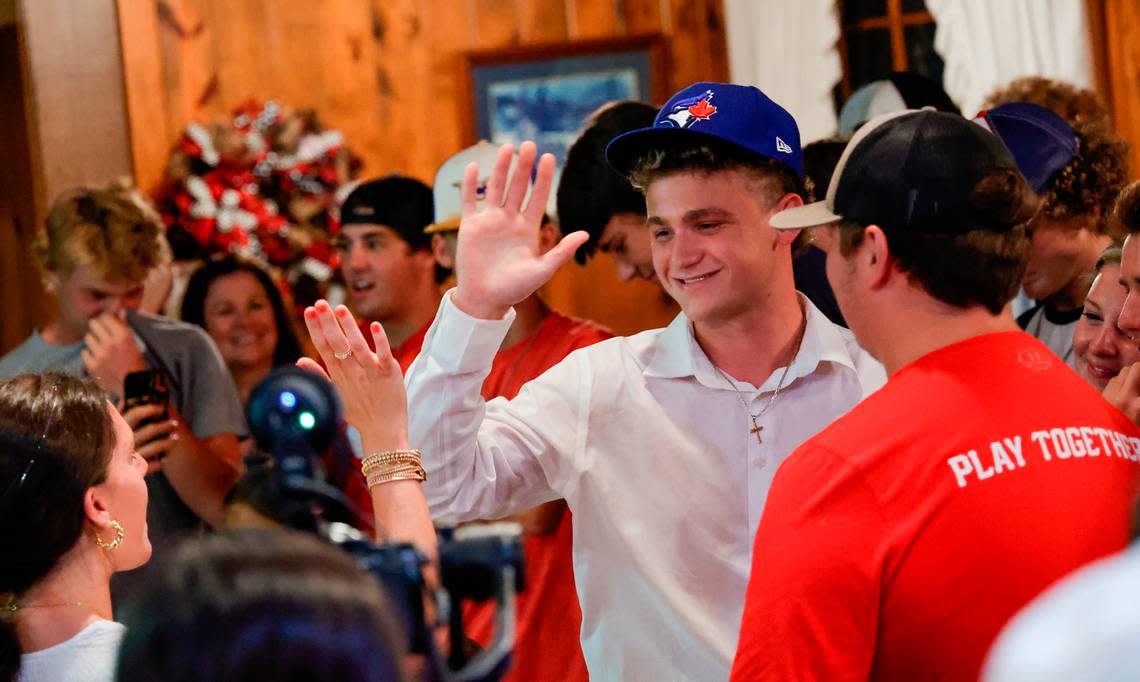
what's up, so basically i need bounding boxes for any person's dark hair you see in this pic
[837,169,1037,314]
[628,140,811,252]
[0,373,116,680]
[180,255,304,367]
[558,101,658,264]
[802,137,848,202]
[1113,180,1140,234]
[115,528,407,682]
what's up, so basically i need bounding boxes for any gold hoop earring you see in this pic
[93,519,124,551]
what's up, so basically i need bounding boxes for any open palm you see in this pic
[453,141,588,320]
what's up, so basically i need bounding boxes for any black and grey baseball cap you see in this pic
[771,109,1026,234]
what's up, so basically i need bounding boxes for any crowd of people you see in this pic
[3,69,1140,682]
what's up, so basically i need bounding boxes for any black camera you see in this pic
[244,367,523,682]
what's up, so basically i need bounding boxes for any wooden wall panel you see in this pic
[1098,0,1140,179]
[101,0,728,335]
[0,19,45,353]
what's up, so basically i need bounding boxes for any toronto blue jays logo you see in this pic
[658,90,717,129]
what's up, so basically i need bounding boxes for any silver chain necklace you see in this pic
[713,321,806,452]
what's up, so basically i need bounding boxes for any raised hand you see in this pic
[1104,362,1140,425]
[83,312,147,396]
[298,301,409,449]
[452,141,588,320]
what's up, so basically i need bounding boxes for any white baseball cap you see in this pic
[426,141,560,234]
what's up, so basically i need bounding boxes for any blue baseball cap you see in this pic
[974,102,1078,193]
[605,82,803,178]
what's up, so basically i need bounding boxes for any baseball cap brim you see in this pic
[606,126,779,177]
[424,217,459,234]
[770,201,842,230]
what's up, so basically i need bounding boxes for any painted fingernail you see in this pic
[304,307,316,318]
[336,306,348,317]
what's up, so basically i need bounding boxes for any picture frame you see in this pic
[461,34,669,165]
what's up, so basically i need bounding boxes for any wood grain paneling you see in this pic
[1095,0,1140,179]
[6,0,727,342]
[0,22,45,353]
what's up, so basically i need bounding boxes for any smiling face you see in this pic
[202,271,279,371]
[1074,263,1140,390]
[93,404,151,571]
[645,169,798,324]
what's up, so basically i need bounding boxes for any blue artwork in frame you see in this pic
[466,36,667,166]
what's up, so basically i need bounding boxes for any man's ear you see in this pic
[43,271,61,294]
[537,219,560,255]
[771,194,804,248]
[430,234,455,269]
[862,225,894,289]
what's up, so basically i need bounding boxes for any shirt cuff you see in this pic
[426,289,516,372]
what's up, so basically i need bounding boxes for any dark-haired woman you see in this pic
[0,373,150,682]
[180,255,304,406]
[181,255,375,525]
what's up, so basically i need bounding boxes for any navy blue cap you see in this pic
[605,82,803,178]
[974,102,1078,193]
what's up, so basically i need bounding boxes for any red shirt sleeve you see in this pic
[731,445,886,682]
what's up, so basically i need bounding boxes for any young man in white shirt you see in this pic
[308,82,885,680]
[397,82,885,680]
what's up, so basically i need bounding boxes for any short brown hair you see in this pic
[1113,180,1140,234]
[985,78,1130,234]
[628,142,811,251]
[837,169,1037,314]
[35,181,171,282]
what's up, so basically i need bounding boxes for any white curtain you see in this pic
[926,0,1094,117]
[724,0,843,144]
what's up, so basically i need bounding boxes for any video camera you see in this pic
[243,367,523,682]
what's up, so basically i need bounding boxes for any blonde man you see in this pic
[0,183,246,585]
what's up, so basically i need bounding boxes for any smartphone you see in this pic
[123,369,170,424]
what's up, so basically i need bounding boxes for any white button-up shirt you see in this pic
[406,291,886,681]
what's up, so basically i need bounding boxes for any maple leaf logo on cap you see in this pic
[688,97,717,121]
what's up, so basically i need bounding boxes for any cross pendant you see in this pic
[749,416,763,446]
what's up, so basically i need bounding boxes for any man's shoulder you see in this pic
[0,334,43,374]
[0,334,78,378]
[131,313,217,353]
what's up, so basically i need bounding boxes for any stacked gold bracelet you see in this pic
[361,449,426,489]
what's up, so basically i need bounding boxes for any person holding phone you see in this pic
[0,183,246,595]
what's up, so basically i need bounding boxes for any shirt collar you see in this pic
[644,295,859,389]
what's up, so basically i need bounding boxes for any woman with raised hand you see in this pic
[297,302,437,560]
[0,372,150,682]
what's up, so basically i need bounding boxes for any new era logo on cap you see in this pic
[605,82,804,178]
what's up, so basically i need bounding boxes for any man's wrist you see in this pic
[452,288,511,321]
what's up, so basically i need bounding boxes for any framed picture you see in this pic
[461,35,669,165]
